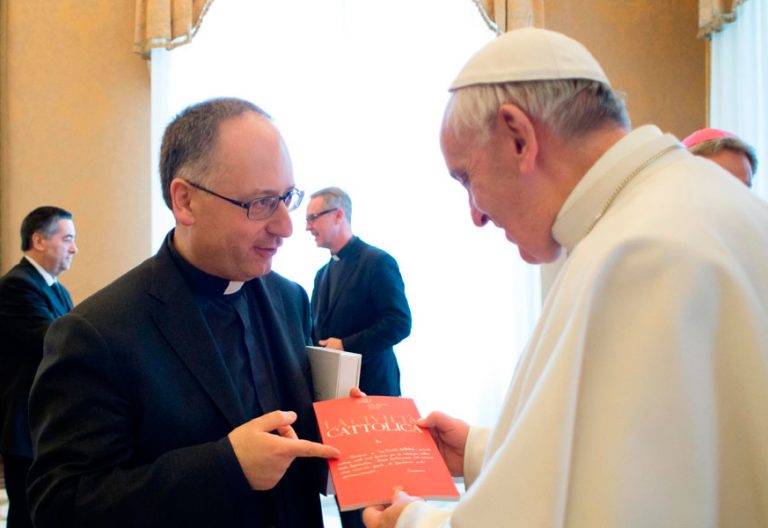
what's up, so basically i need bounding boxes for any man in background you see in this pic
[307,187,411,528]
[27,98,339,528]
[682,127,757,187]
[307,187,411,397]
[363,28,768,528]
[0,206,77,528]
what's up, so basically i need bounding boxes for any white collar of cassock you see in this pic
[552,125,681,254]
[223,281,244,295]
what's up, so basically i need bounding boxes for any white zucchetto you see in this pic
[450,27,610,91]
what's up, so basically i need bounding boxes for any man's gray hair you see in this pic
[311,187,352,224]
[159,97,272,209]
[688,136,758,175]
[20,206,73,251]
[443,79,630,143]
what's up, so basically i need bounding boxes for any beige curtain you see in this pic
[472,0,545,34]
[698,0,749,38]
[134,0,215,58]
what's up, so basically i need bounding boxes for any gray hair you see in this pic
[159,97,272,209]
[688,136,758,175]
[310,187,352,224]
[20,206,73,251]
[443,79,630,143]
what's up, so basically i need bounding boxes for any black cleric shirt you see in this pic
[166,235,281,421]
[327,235,357,302]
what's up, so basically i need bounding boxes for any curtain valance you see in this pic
[698,0,749,38]
[472,0,545,34]
[134,0,214,58]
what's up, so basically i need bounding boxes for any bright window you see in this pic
[710,0,767,198]
[150,0,541,427]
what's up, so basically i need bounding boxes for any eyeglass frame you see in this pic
[305,208,338,223]
[185,180,304,220]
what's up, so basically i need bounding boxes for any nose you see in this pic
[469,196,489,227]
[268,201,293,238]
[70,242,79,253]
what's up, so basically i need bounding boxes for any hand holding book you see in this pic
[362,489,422,528]
[313,396,460,511]
[416,411,470,477]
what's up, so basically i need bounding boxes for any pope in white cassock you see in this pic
[362,28,768,528]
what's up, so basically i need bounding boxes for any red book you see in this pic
[313,396,460,511]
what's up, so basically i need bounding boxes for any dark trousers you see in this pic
[2,454,34,528]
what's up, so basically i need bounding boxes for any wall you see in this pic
[0,0,150,303]
[545,0,705,137]
[538,0,705,300]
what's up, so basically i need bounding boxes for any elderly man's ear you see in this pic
[497,103,539,174]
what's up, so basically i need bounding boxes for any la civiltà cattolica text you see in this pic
[323,415,420,438]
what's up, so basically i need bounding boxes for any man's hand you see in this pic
[228,410,340,490]
[363,489,422,528]
[418,411,469,477]
[319,337,344,350]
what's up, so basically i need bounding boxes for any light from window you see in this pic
[150,0,541,427]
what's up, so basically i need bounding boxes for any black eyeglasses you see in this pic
[306,208,338,223]
[186,180,304,220]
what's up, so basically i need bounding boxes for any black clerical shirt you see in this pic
[166,238,283,420]
[327,235,356,303]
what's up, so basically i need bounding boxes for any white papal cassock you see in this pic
[399,126,768,527]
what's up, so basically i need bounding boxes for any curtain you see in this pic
[134,0,215,58]
[709,0,767,199]
[698,0,749,38]
[472,0,545,34]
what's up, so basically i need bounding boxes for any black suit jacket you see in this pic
[27,237,324,528]
[311,237,411,396]
[0,258,72,458]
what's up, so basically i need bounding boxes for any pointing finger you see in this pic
[285,438,340,459]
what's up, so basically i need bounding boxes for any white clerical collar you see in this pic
[331,254,340,262]
[24,255,56,286]
[223,281,244,295]
[552,125,681,254]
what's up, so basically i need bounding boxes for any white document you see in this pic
[306,345,362,495]
[306,345,362,402]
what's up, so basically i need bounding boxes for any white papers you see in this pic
[306,346,361,402]
[306,345,362,495]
